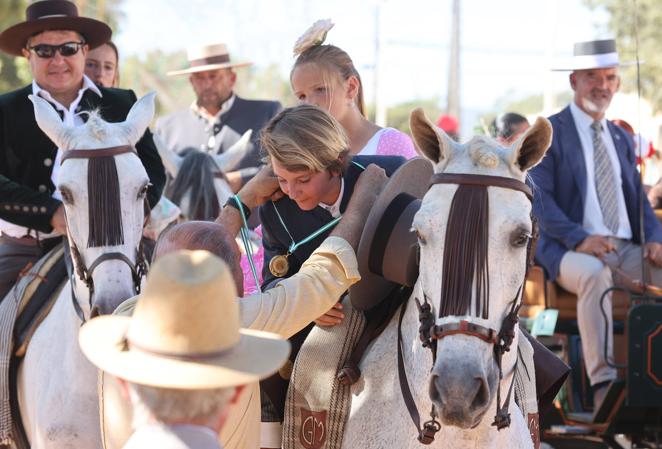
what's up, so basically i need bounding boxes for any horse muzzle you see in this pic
[429,356,498,428]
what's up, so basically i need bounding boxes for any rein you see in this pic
[62,145,148,323]
[396,173,539,444]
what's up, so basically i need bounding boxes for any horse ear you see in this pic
[122,92,156,146]
[152,132,182,178]
[508,116,552,172]
[409,108,453,165]
[29,95,68,148]
[214,130,253,171]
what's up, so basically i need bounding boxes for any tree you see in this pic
[585,0,662,112]
[383,98,443,134]
[0,0,30,93]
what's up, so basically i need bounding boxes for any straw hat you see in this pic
[349,158,433,311]
[79,250,290,389]
[0,0,112,57]
[167,42,252,76]
[551,38,636,71]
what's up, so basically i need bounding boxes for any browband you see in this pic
[61,145,137,164]
[429,173,532,201]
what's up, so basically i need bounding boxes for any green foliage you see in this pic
[584,0,662,112]
[0,0,31,92]
[384,98,443,134]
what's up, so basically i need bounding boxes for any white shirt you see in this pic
[190,94,236,152]
[318,178,344,218]
[569,101,632,239]
[0,75,101,239]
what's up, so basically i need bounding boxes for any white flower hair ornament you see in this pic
[293,19,334,56]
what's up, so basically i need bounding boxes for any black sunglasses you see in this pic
[27,41,86,58]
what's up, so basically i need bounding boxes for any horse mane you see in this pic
[169,149,221,221]
[438,184,490,319]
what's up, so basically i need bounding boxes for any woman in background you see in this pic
[85,40,119,88]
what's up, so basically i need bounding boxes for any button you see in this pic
[32,206,39,213]
[40,206,47,213]
[13,205,19,211]
[38,184,47,193]
[3,205,10,210]
[43,158,53,167]
[22,206,29,212]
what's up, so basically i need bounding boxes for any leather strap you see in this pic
[61,145,137,164]
[430,320,498,344]
[430,173,532,201]
[397,298,440,445]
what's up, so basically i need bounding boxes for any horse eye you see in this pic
[137,183,150,200]
[415,229,427,246]
[510,228,530,247]
[60,188,74,205]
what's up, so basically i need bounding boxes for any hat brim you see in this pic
[349,157,433,311]
[79,316,290,389]
[0,16,112,56]
[167,61,253,76]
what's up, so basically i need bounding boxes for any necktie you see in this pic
[591,121,619,234]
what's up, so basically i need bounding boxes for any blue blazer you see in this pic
[259,154,406,288]
[529,106,662,280]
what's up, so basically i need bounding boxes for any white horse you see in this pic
[16,93,156,449]
[343,109,551,449]
[153,130,252,221]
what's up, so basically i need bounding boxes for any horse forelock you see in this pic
[87,155,124,247]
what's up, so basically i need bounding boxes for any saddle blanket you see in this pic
[0,243,66,446]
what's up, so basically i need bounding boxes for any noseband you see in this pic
[398,172,539,444]
[62,145,148,323]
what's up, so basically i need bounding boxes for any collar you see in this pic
[570,100,608,132]
[191,93,236,123]
[32,75,103,109]
[319,177,344,218]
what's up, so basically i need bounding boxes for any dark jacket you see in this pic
[0,84,166,233]
[259,155,406,288]
[529,105,662,280]
[155,95,281,182]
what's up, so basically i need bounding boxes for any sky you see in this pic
[115,0,615,133]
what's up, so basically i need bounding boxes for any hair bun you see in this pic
[293,19,334,56]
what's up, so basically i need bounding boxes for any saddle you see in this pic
[0,243,67,448]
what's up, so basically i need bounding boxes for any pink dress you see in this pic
[357,127,418,159]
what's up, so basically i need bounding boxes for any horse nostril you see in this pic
[429,375,442,403]
[470,377,490,410]
[89,305,100,319]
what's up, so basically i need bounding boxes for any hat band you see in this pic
[189,54,231,67]
[368,193,418,277]
[125,337,238,361]
[571,52,619,70]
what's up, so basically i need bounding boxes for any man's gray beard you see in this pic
[582,97,608,117]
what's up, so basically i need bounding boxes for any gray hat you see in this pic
[551,38,637,71]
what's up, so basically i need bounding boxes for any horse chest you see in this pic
[18,286,101,449]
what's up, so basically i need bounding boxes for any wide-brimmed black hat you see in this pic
[0,0,112,57]
[349,158,433,311]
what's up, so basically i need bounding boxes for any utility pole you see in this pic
[373,0,387,126]
[446,0,461,125]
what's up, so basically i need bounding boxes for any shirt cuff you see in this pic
[306,236,361,283]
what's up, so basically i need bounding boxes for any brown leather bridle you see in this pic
[397,172,539,444]
[61,145,149,322]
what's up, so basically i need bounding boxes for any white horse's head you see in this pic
[30,92,155,317]
[154,131,252,220]
[409,109,551,429]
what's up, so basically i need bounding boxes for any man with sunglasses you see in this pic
[0,0,165,300]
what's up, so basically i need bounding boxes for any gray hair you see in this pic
[129,383,234,427]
